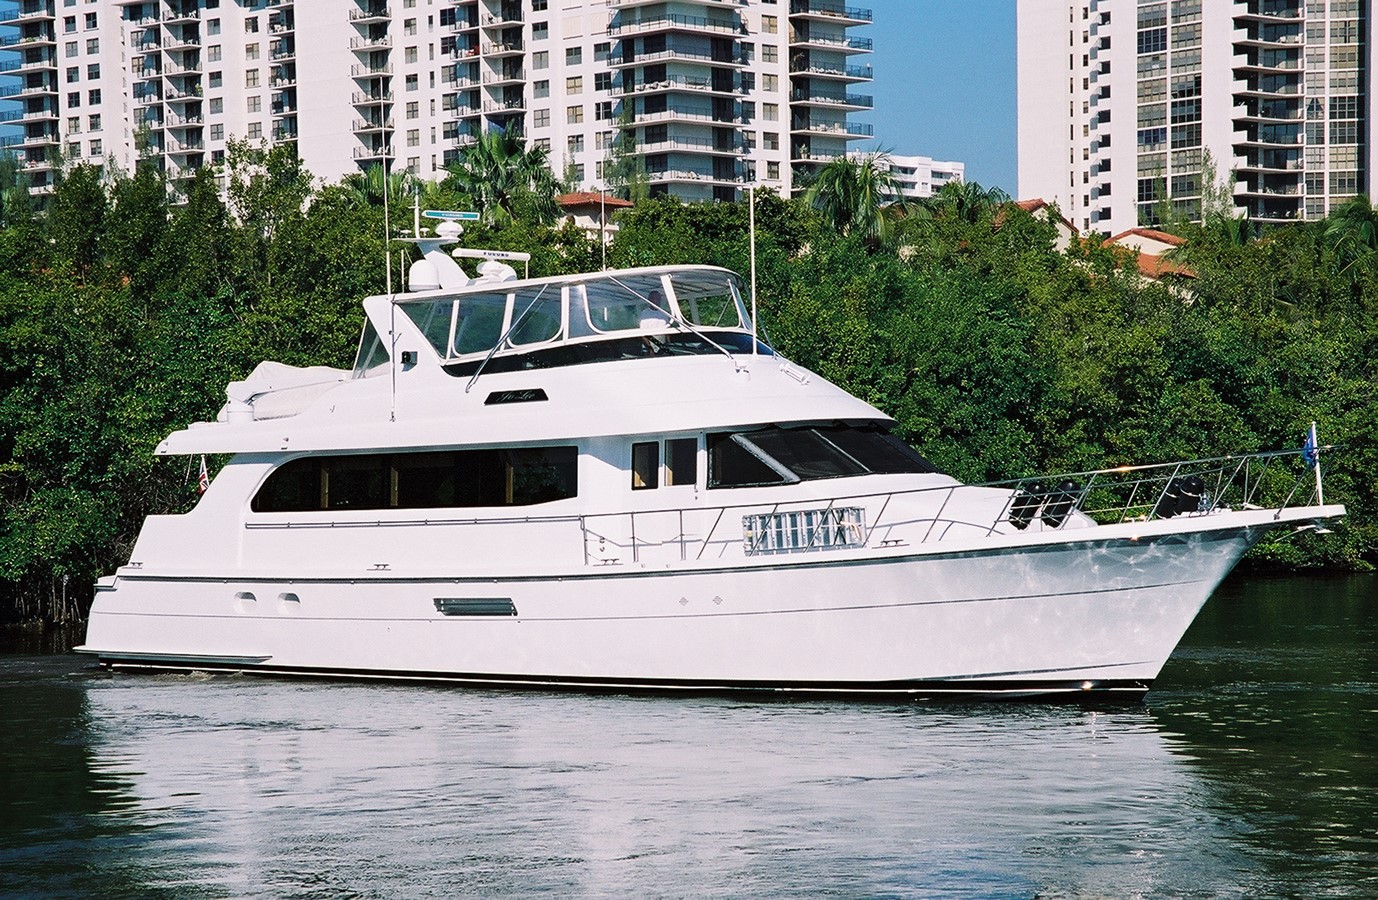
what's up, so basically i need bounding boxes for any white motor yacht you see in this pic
[77,238,1345,697]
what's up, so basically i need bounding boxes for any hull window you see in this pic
[251,447,578,512]
[631,442,659,490]
[709,425,940,488]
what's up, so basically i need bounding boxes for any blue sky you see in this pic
[859,0,1017,194]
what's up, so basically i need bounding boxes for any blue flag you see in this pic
[1302,426,1319,467]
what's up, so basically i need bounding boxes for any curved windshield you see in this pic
[670,271,745,329]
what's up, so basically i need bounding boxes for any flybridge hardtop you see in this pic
[159,254,889,456]
[79,229,1346,698]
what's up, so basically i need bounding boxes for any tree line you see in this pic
[0,143,1374,624]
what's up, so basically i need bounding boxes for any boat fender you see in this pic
[1176,475,1205,515]
[1154,479,1183,519]
[1008,483,1046,530]
[1041,480,1080,528]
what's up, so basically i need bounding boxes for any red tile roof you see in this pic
[557,192,634,209]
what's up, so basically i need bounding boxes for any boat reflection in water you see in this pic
[77,234,1344,697]
[67,673,1262,898]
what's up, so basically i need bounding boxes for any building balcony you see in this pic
[21,107,58,121]
[481,40,524,56]
[789,61,872,81]
[608,48,747,69]
[350,35,393,51]
[21,131,58,146]
[163,8,201,24]
[164,85,203,102]
[5,2,57,24]
[0,32,57,49]
[787,32,871,53]
[482,98,527,114]
[789,90,871,110]
[789,119,872,138]
[479,12,523,28]
[352,118,394,132]
[349,6,391,24]
[789,1,872,26]
[351,63,394,77]
[1234,5,1302,24]
[16,81,57,97]
[353,144,392,160]
[166,139,206,155]
[645,168,743,186]
[482,68,526,85]
[790,150,846,165]
[618,74,727,97]
[636,134,743,156]
[607,13,743,39]
[619,104,736,126]
[166,113,203,128]
[352,90,394,104]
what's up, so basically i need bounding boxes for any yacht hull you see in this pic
[78,511,1323,698]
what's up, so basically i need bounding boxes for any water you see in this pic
[2,575,1374,899]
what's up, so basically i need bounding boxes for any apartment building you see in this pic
[1018,0,1378,235]
[849,150,964,199]
[0,0,875,202]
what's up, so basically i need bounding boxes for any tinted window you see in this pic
[708,425,940,489]
[252,447,578,512]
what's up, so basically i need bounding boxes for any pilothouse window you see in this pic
[708,425,939,488]
[352,319,390,378]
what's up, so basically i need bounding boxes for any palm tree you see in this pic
[342,164,420,210]
[1323,193,1378,271]
[925,180,1011,224]
[803,153,902,240]
[444,127,559,226]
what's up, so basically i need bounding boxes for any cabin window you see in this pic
[251,447,578,512]
[708,425,940,489]
[352,319,390,378]
[452,292,508,356]
[665,438,697,486]
[631,442,658,490]
[508,284,563,346]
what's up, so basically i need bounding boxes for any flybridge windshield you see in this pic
[399,269,749,362]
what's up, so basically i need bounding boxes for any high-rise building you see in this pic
[0,0,875,202]
[1017,0,1377,235]
[849,151,964,199]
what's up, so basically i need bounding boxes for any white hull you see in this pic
[79,508,1330,697]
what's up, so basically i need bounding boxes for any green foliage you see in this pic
[1,165,1376,624]
[442,128,559,226]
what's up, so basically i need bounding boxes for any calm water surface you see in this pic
[2,575,1375,898]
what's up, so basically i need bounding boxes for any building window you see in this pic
[247,95,261,113]
[566,75,582,95]
[88,113,100,131]
[570,163,584,182]
[247,122,262,139]
[567,104,583,124]
[405,46,418,64]
[533,51,549,69]
[89,139,102,156]
[766,161,780,181]
[208,19,221,35]
[534,108,550,128]
[87,88,100,104]
[84,11,96,29]
[245,17,258,33]
[405,18,417,36]
[210,97,224,114]
[210,123,224,140]
[407,129,420,147]
[533,0,548,9]
[763,132,779,150]
[566,47,582,65]
[65,41,77,58]
[594,42,610,61]
[67,116,80,133]
[534,80,549,98]
[762,44,777,63]
[533,22,548,40]
[534,137,550,151]
[762,74,777,92]
[86,63,99,80]
[245,69,259,88]
[208,45,222,62]
[246,42,260,60]
[63,16,75,33]
[763,103,778,121]
[568,134,584,153]
[594,72,611,92]
[85,38,98,54]
[66,67,79,84]
[406,73,418,91]
[406,101,419,119]
[595,101,611,120]
[209,71,223,88]
[761,15,777,33]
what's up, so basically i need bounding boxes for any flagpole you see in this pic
[749,183,757,356]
